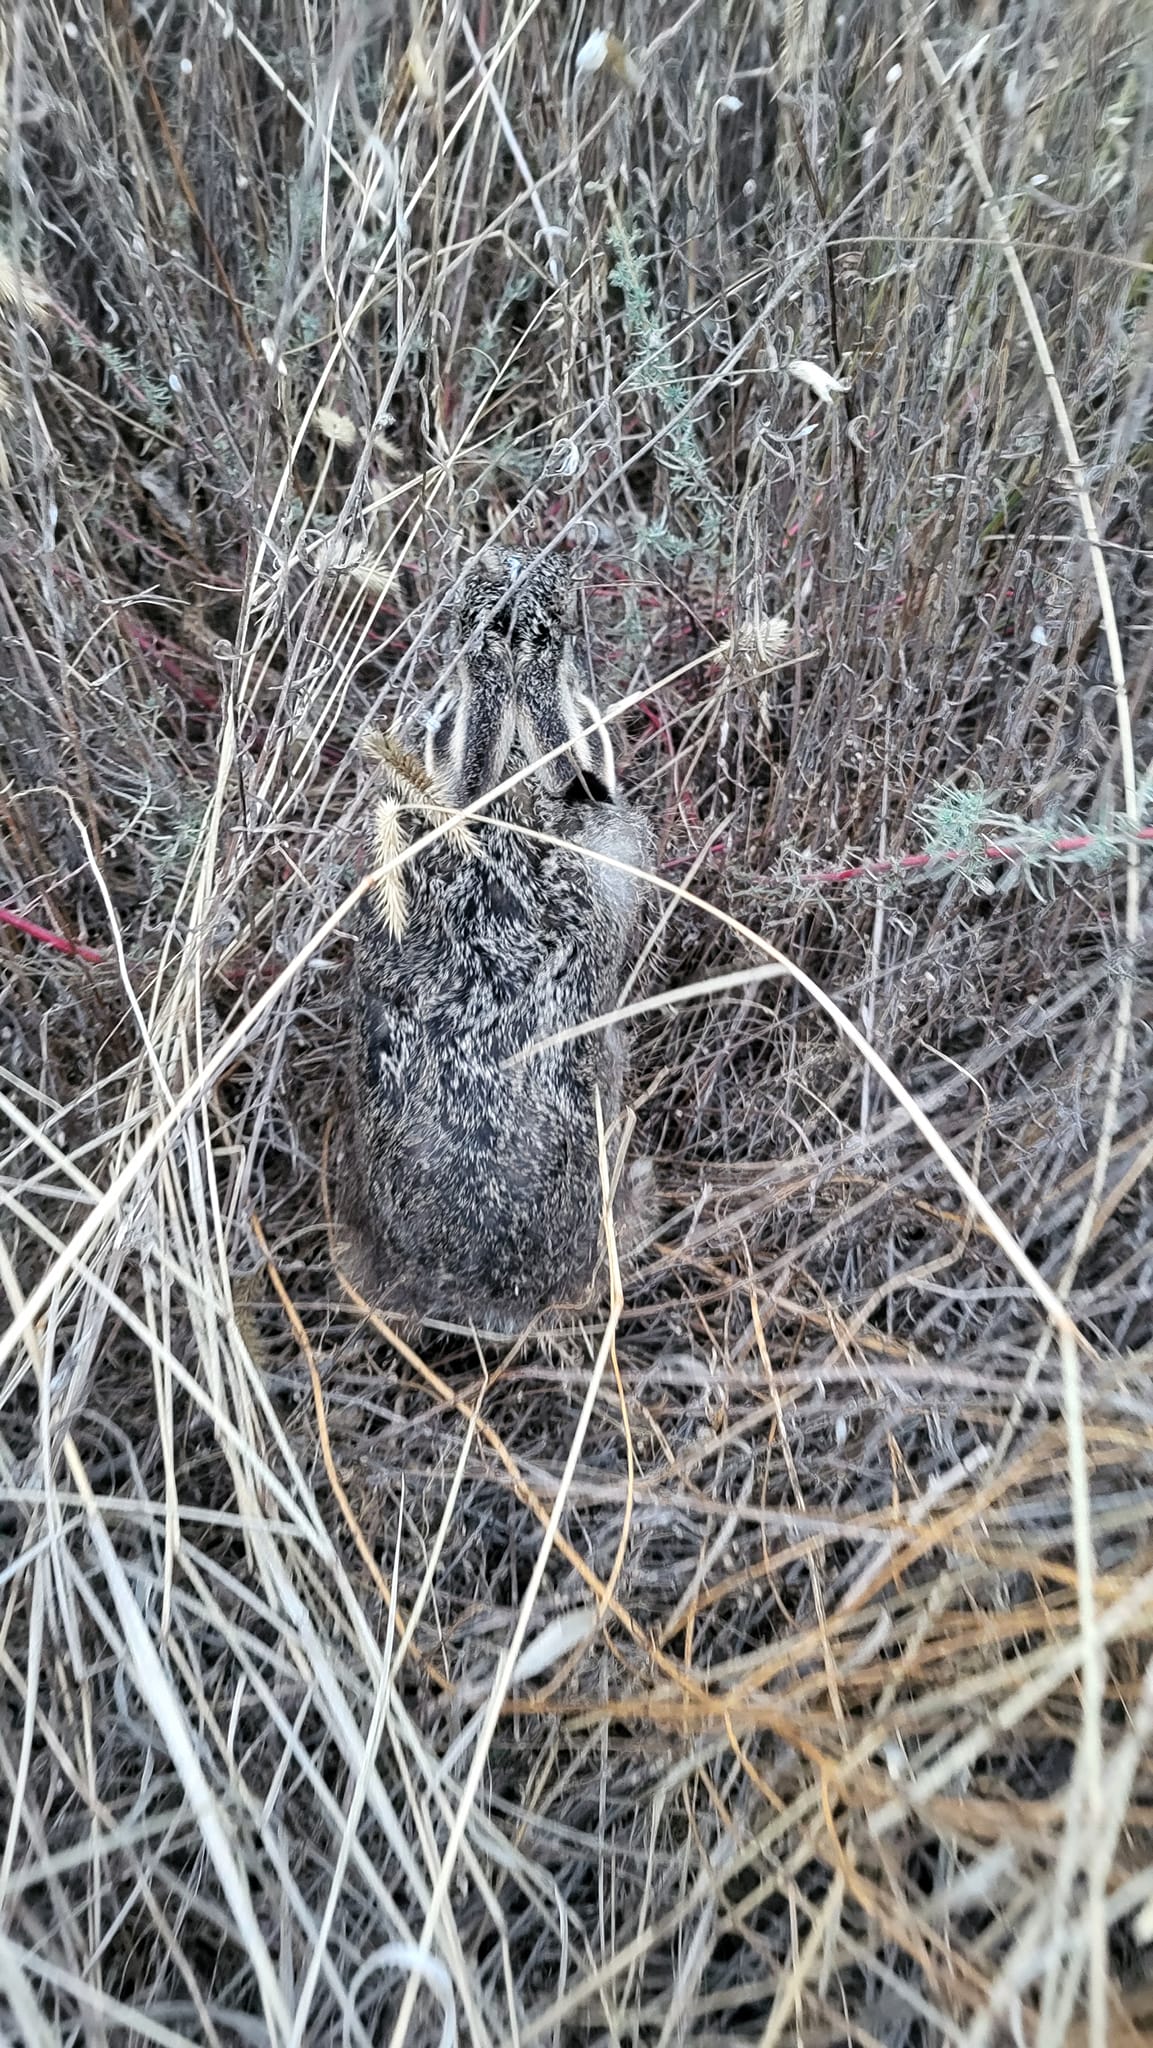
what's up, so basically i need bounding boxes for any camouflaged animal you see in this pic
[350,544,652,1334]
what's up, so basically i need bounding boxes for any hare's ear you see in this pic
[428,639,518,806]
[568,681,618,801]
[516,639,617,800]
[508,556,616,796]
[428,549,522,805]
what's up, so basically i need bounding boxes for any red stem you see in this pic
[798,827,1153,889]
[1,906,104,964]
[6,828,1152,972]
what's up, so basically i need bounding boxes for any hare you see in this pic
[349,544,653,1335]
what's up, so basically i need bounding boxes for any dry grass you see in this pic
[2,0,1152,2041]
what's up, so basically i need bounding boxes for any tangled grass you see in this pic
[1,0,1152,2041]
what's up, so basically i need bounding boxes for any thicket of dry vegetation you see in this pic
[2,0,1152,2041]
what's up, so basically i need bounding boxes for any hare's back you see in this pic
[356,1031,605,1324]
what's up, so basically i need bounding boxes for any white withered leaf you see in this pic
[787,359,851,406]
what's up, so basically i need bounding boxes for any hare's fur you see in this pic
[350,545,652,1334]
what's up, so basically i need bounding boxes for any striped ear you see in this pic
[500,553,617,798]
[427,640,518,806]
[515,642,617,799]
[427,548,523,806]
[569,683,618,799]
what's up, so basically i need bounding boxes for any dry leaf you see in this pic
[787,357,851,406]
[576,27,642,89]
